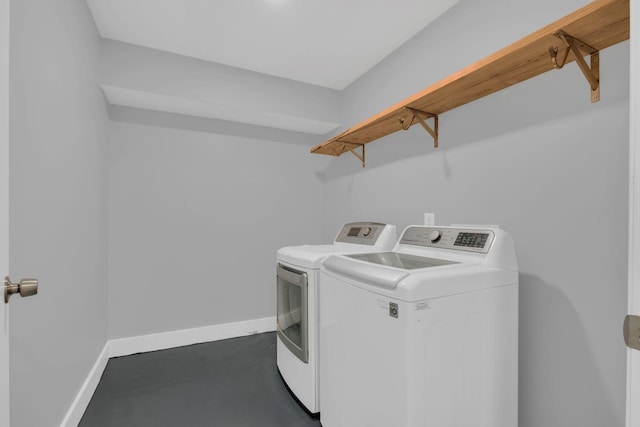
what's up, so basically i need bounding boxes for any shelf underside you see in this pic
[311,0,630,157]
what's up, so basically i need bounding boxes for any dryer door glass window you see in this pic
[277,264,308,363]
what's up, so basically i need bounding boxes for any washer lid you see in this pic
[322,253,517,300]
[346,252,458,270]
[322,255,410,289]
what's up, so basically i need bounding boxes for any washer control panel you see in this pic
[335,222,387,245]
[399,226,495,253]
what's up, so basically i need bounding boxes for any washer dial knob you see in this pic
[362,227,372,237]
[429,230,442,243]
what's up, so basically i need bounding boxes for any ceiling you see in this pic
[86,0,460,90]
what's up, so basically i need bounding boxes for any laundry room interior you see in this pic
[2,0,637,426]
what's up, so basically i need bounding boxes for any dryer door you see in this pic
[277,264,308,363]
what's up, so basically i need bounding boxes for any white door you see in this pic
[0,0,10,425]
[629,0,640,426]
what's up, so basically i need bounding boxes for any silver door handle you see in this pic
[4,276,38,303]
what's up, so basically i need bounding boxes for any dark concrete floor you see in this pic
[80,332,321,427]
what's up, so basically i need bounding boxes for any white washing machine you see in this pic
[319,225,518,427]
[276,222,397,414]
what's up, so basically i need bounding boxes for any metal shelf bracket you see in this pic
[399,107,439,148]
[549,30,600,103]
[334,140,366,167]
[349,144,365,168]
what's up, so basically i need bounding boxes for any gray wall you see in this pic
[104,36,338,341]
[322,0,629,426]
[9,0,109,425]
[107,113,325,338]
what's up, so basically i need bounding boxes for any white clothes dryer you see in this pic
[319,225,519,427]
[276,222,397,414]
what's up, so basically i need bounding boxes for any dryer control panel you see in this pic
[399,226,495,253]
[335,222,388,245]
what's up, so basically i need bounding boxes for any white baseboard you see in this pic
[59,342,110,427]
[60,317,276,427]
[108,316,276,358]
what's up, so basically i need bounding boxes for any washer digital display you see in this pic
[454,232,489,248]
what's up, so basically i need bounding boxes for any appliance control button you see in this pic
[429,230,442,243]
[362,227,372,236]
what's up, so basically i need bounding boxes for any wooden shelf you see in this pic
[311,0,630,160]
